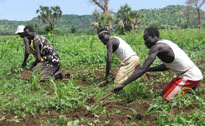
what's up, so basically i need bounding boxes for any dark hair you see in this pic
[97,28,110,35]
[144,27,159,38]
[24,25,34,32]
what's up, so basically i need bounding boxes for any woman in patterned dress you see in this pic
[16,25,62,80]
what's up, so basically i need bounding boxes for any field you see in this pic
[0,29,205,126]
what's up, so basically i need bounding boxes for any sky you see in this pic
[0,0,187,21]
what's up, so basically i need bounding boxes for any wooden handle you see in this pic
[95,77,115,87]
[96,80,108,87]
[96,92,113,102]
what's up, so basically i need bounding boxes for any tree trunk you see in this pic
[49,21,54,30]
[91,0,112,29]
[197,8,201,29]
[186,15,190,28]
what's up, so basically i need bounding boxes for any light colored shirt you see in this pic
[113,36,136,61]
[158,40,203,81]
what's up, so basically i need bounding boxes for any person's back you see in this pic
[16,25,62,80]
[112,36,136,61]
[158,39,203,81]
[97,28,140,85]
[33,35,60,67]
[104,27,203,102]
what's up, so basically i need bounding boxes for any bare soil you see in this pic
[0,100,156,126]
[20,69,70,81]
[20,70,32,80]
[5,68,203,126]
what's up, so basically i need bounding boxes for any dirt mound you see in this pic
[94,70,104,78]
[20,70,32,80]
[0,114,43,126]
[66,109,94,119]
[0,100,157,126]
[20,69,71,81]
[76,80,92,86]
[60,69,70,79]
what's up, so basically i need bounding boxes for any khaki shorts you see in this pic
[114,56,140,84]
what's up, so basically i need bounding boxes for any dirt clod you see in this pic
[20,70,32,80]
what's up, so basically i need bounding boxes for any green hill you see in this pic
[0,5,204,35]
[139,5,204,28]
[0,14,95,35]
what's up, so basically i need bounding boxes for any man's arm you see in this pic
[111,46,160,93]
[31,40,41,68]
[105,40,113,81]
[148,64,169,72]
[22,37,30,67]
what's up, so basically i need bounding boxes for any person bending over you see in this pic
[97,28,140,85]
[16,25,62,80]
[110,27,203,101]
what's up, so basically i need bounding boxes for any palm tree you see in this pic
[36,6,62,31]
[90,0,113,29]
[116,4,141,33]
[92,9,114,29]
[51,6,62,22]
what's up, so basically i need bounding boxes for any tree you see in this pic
[116,4,142,34]
[92,9,114,29]
[181,6,193,28]
[90,0,113,29]
[148,21,161,29]
[90,0,109,15]
[71,26,76,33]
[36,6,62,31]
[186,0,205,28]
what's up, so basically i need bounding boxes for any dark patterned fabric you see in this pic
[33,35,60,67]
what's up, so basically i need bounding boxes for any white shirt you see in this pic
[158,40,203,81]
[112,36,137,61]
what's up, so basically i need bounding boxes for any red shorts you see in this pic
[163,77,200,100]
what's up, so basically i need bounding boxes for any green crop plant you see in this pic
[29,73,41,91]
[0,29,204,125]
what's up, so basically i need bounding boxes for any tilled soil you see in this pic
[0,100,155,126]
[20,70,32,80]
[4,68,203,126]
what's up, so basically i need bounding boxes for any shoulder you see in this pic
[33,36,41,45]
[109,37,116,42]
[109,37,120,44]
[150,42,170,53]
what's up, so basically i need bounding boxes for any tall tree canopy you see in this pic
[90,0,113,29]
[186,0,205,28]
[36,6,62,31]
[116,4,142,34]
[181,6,194,28]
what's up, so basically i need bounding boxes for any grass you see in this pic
[0,29,204,125]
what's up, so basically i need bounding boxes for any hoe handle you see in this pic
[96,80,108,87]
[96,92,113,102]
[96,77,115,87]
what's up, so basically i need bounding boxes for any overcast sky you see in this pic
[0,0,187,21]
